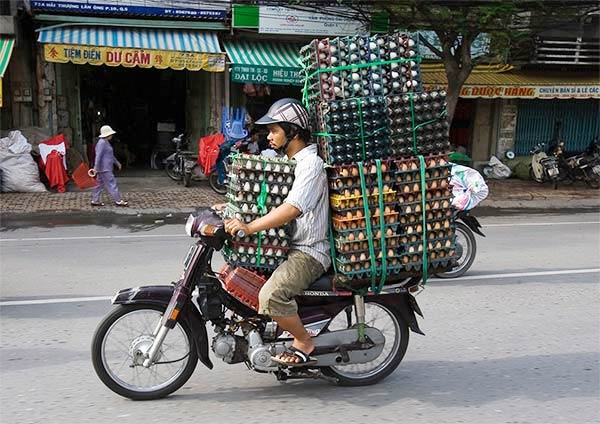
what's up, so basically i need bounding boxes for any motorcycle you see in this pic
[529,142,560,189]
[434,210,485,278]
[208,139,249,195]
[556,138,600,189]
[164,134,200,187]
[91,209,424,400]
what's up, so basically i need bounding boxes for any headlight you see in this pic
[185,214,197,237]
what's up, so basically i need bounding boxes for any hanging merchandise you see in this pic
[300,32,457,292]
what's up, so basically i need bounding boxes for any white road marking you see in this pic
[485,221,600,227]
[430,268,600,282]
[0,234,187,242]
[2,268,598,307]
[0,296,112,306]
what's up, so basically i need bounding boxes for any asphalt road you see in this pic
[0,211,599,424]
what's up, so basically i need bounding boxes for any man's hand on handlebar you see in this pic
[224,218,250,238]
[212,203,227,211]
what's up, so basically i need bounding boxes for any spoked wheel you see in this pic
[322,300,409,386]
[91,304,197,400]
[165,163,182,181]
[529,167,545,183]
[435,222,476,278]
[208,173,227,195]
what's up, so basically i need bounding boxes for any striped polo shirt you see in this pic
[285,144,331,270]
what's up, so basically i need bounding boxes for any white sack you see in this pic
[450,164,489,210]
[0,131,47,192]
[486,155,512,179]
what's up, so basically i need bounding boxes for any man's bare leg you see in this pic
[273,314,314,363]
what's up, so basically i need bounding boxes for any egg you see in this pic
[358,231,365,240]
[341,168,349,177]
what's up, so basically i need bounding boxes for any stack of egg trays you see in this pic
[223,154,296,274]
[379,32,421,96]
[392,154,457,272]
[313,96,390,165]
[327,160,408,282]
[386,90,450,158]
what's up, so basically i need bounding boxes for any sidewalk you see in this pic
[0,169,598,216]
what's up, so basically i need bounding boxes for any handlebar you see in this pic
[211,206,246,238]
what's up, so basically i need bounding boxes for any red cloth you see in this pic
[198,133,225,174]
[43,150,69,193]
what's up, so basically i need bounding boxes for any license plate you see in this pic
[593,165,600,175]
[547,168,559,177]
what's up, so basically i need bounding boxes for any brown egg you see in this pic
[344,265,352,272]
[410,162,418,170]
[429,232,435,240]
[354,262,361,271]
[405,174,413,182]
[350,254,357,262]
[348,232,355,241]
[434,222,441,230]
[415,204,422,213]
[372,187,379,196]
[373,207,380,217]
[337,180,344,189]
[401,237,408,244]
[430,252,437,260]
[386,228,393,237]
[408,246,416,253]
[416,224,423,233]
[430,180,438,190]
[358,231,365,240]
[353,188,361,196]
[383,184,391,192]
[398,196,405,204]
[343,244,351,252]
[341,168,349,177]
[407,226,414,234]
[445,240,452,248]
[402,256,410,264]
[439,158,447,166]
[384,206,392,214]
[444,220,451,228]
[350,221,358,229]
[356,209,363,218]
[359,252,367,261]
[344,189,351,197]
[413,183,420,192]
[442,200,450,208]
[388,215,397,224]
[401,163,409,171]
[346,211,353,219]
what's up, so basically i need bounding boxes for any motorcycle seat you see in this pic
[305,274,334,291]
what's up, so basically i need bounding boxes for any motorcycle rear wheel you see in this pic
[435,222,476,279]
[91,304,198,400]
[165,163,183,181]
[208,172,227,195]
[322,300,409,386]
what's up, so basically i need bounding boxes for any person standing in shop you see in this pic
[89,125,128,207]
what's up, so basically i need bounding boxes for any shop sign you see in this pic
[423,84,600,99]
[30,0,227,20]
[258,6,366,36]
[44,43,225,71]
[231,64,302,86]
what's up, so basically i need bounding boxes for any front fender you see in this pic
[112,285,213,370]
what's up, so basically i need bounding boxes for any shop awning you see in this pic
[37,26,225,72]
[224,41,302,86]
[421,69,600,99]
[0,37,15,108]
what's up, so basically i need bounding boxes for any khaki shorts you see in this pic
[258,250,325,316]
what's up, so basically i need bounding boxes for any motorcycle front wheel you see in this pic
[322,300,409,386]
[435,221,476,279]
[208,172,227,195]
[165,163,183,181]
[91,304,198,400]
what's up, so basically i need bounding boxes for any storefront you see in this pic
[422,68,600,162]
[35,24,225,167]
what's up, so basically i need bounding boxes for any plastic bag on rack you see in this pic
[450,164,489,210]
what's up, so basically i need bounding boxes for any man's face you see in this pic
[266,124,286,150]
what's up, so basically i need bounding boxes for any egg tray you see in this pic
[317,140,391,166]
[234,233,291,246]
[329,190,397,209]
[331,212,400,231]
[222,257,281,274]
[326,158,395,178]
[396,181,452,196]
[231,154,296,172]
[226,193,287,209]
[334,234,401,252]
[229,172,295,187]
[225,241,290,258]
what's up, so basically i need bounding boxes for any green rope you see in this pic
[375,159,387,294]
[418,155,428,285]
[357,162,377,287]
[254,159,268,268]
[408,93,417,152]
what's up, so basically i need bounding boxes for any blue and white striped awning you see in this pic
[37,26,222,54]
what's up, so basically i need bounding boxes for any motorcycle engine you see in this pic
[211,333,247,364]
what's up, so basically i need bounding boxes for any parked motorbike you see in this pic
[91,209,424,400]
[434,210,485,278]
[208,139,249,195]
[529,142,560,189]
[164,134,199,187]
[556,137,600,189]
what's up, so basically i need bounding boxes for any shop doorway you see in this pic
[79,65,186,169]
[450,99,476,154]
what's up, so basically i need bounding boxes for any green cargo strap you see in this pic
[417,155,428,285]
[357,162,377,287]
[408,93,417,152]
[354,98,367,161]
[255,159,268,267]
[375,159,387,294]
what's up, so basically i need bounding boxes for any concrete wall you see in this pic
[496,99,518,157]
[185,70,224,153]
